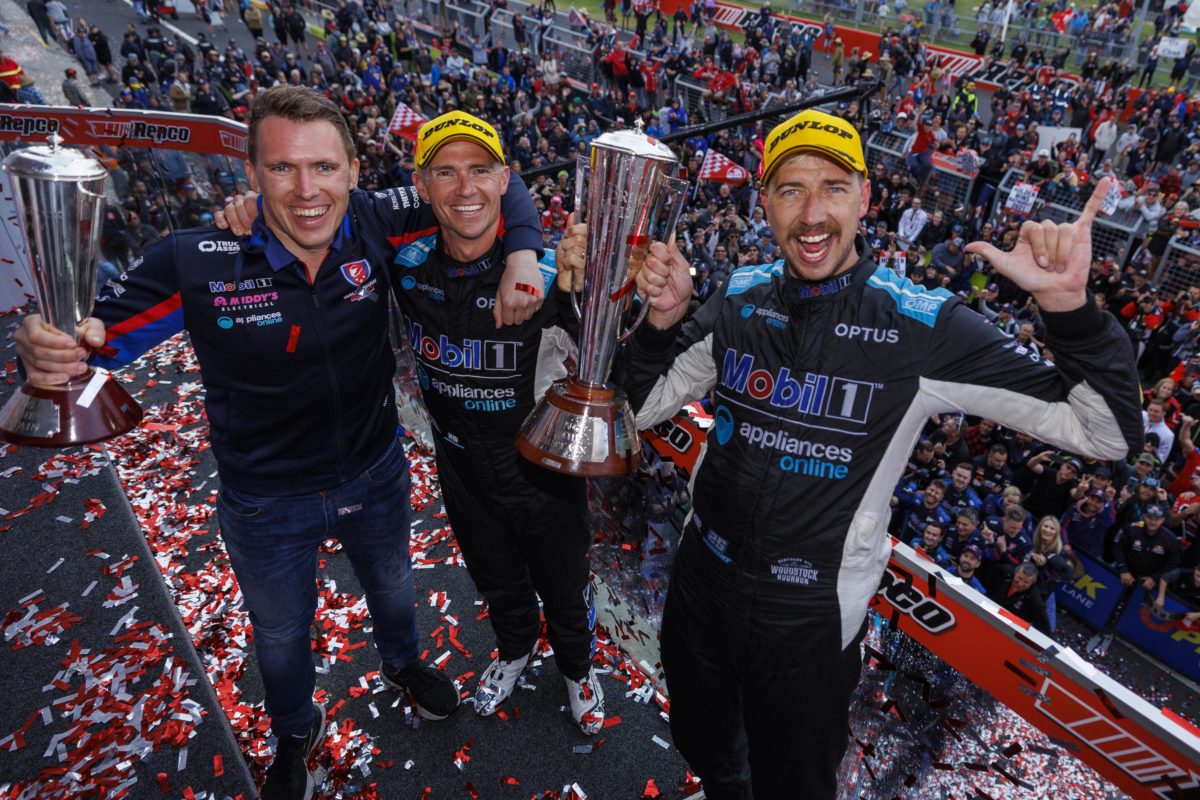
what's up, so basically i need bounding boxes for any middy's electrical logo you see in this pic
[721,349,876,424]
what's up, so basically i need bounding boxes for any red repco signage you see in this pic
[0,105,247,159]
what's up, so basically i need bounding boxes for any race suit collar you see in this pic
[437,232,503,279]
[783,235,873,302]
[244,194,354,273]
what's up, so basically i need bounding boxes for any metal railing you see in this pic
[1155,235,1200,297]
[782,0,1141,66]
[992,169,1145,263]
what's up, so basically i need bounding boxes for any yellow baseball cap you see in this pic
[761,109,867,186]
[415,110,505,168]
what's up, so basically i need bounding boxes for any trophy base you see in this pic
[0,370,143,447]
[515,378,640,477]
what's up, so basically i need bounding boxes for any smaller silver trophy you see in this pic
[515,120,687,476]
[0,134,142,446]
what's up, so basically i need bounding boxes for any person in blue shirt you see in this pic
[896,479,954,542]
[942,461,983,515]
[951,544,988,593]
[15,87,546,800]
[909,520,953,568]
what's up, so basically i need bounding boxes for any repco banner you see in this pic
[657,0,1091,95]
[876,540,1200,800]
[0,105,248,159]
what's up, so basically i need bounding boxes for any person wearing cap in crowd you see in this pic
[986,562,1053,634]
[17,87,548,800]
[61,67,88,106]
[1114,503,1182,591]
[928,236,966,289]
[15,71,46,106]
[221,108,607,737]
[1062,482,1118,557]
[1020,450,1082,520]
[952,544,988,593]
[625,107,1141,797]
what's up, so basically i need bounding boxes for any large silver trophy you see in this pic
[0,134,142,446]
[516,121,687,476]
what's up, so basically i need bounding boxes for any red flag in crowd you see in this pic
[388,102,426,140]
[698,149,750,185]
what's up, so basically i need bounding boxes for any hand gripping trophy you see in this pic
[0,134,142,446]
[516,120,686,476]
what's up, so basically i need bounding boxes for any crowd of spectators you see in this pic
[9,0,1200,695]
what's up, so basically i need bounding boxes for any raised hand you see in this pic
[214,191,259,236]
[965,176,1116,313]
[637,240,693,330]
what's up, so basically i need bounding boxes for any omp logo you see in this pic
[407,320,518,372]
[902,296,942,316]
[877,567,956,633]
[219,130,248,155]
[198,240,240,253]
[0,115,59,136]
[85,119,192,144]
[721,350,876,423]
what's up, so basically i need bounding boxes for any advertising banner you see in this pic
[1113,589,1200,683]
[1054,546,1126,630]
[876,543,1200,799]
[0,105,248,159]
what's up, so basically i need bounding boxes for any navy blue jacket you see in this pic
[91,185,541,495]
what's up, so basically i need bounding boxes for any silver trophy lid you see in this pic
[592,119,677,162]
[3,133,107,181]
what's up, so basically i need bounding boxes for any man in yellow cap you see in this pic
[403,109,605,734]
[625,108,1142,796]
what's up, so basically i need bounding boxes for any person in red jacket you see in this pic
[0,47,24,91]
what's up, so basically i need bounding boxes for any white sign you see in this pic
[1006,182,1040,214]
[1100,180,1123,216]
[1158,37,1191,60]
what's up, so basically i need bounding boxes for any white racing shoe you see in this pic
[565,666,605,735]
[474,650,533,716]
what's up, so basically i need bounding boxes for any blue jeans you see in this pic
[217,433,418,737]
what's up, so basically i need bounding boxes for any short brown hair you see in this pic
[246,86,355,167]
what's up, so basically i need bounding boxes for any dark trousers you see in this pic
[217,434,419,737]
[661,536,864,800]
[435,446,594,680]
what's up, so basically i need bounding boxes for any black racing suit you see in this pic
[389,234,595,678]
[619,248,1143,799]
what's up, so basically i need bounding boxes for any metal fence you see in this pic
[992,169,1145,264]
[1155,236,1200,297]
[783,0,1141,66]
[865,130,914,176]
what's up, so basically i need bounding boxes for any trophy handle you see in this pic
[569,154,590,323]
[614,172,690,343]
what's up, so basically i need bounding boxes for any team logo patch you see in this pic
[340,259,372,287]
